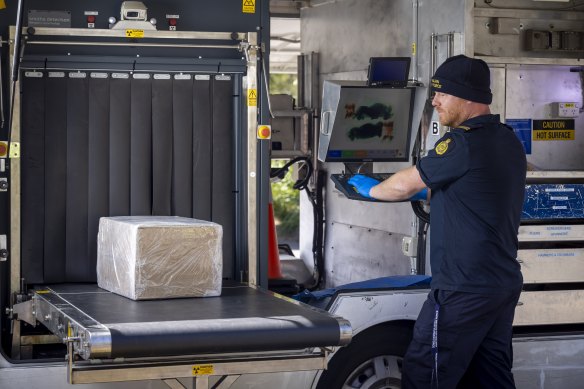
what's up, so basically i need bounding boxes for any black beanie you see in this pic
[431,55,492,104]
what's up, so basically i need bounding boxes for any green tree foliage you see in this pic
[270,74,297,100]
[269,74,299,240]
[271,160,300,238]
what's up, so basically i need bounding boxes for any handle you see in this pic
[320,111,332,135]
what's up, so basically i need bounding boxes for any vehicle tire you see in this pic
[316,323,412,389]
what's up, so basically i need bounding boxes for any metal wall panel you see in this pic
[474,0,584,60]
[324,219,411,287]
[505,65,584,170]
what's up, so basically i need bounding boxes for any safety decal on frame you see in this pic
[125,29,144,38]
[243,0,256,13]
[192,364,214,376]
[248,89,258,106]
[532,119,575,141]
[0,1,6,10]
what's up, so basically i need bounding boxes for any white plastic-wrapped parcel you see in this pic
[97,216,223,300]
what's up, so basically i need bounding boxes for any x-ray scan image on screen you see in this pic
[324,86,415,162]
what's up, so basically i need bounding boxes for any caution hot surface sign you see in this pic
[533,119,575,141]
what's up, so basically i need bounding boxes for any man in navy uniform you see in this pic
[349,55,526,388]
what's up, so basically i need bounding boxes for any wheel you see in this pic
[316,323,412,389]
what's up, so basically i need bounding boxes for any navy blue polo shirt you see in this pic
[416,114,526,294]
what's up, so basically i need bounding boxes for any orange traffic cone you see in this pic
[268,185,284,279]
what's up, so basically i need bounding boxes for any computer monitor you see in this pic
[367,57,410,87]
[318,81,415,163]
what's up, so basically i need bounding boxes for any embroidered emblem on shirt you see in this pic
[435,138,452,155]
[458,125,471,131]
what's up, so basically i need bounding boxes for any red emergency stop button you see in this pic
[87,15,96,23]
[257,125,271,140]
[169,18,177,26]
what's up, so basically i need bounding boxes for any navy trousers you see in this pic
[402,288,522,389]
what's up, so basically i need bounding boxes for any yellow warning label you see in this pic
[243,0,256,13]
[257,125,271,140]
[411,43,416,56]
[0,1,6,10]
[125,29,144,38]
[35,290,50,294]
[533,130,574,141]
[192,364,214,376]
[564,103,576,108]
[248,89,257,106]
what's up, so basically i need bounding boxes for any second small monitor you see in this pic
[367,57,410,87]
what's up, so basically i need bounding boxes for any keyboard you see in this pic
[330,173,394,202]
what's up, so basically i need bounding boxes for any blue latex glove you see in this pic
[409,187,428,201]
[347,175,380,199]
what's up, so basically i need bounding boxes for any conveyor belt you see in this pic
[32,282,352,360]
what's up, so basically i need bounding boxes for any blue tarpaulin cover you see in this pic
[293,275,431,305]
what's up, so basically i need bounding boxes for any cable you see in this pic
[270,156,313,190]
[7,0,26,158]
[309,170,326,290]
[416,221,429,275]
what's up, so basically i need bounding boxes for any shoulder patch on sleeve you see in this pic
[435,138,452,155]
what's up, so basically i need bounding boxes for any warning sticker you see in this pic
[125,29,144,38]
[532,119,574,141]
[0,1,6,10]
[192,364,214,376]
[248,89,257,106]
[243,0,256,13]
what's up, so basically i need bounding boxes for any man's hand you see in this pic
[347,175,380,199]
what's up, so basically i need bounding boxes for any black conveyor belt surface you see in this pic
[46,283,347,358]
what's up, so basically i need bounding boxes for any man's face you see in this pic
[431,92,468,127]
